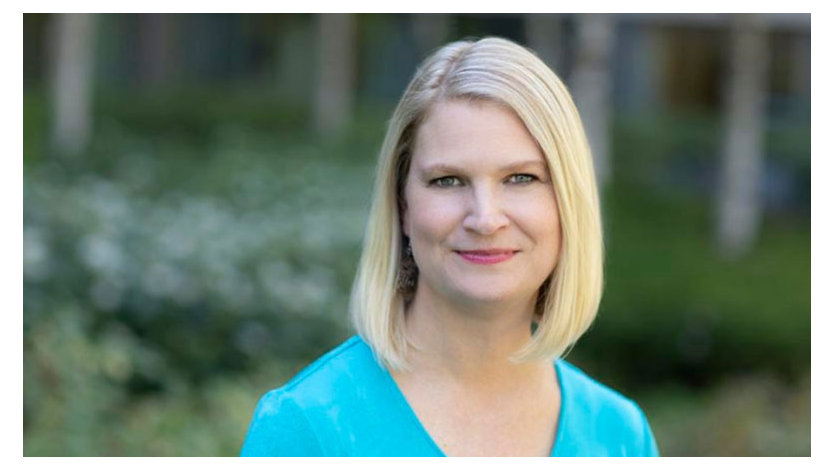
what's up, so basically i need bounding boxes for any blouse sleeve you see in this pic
[239,389,324,456]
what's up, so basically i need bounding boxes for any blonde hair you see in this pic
[349,37,603,371]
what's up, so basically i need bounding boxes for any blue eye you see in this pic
[431,176,462,187]
[508,174,537,184]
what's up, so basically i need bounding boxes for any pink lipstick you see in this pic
[456,250,517,265]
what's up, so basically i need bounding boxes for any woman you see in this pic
[240,37,659,457]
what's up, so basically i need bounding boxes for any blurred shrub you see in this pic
[24,303,309,455]
[573,181,810,389]
[571,110,810,389]
[23,108,383,453]
[23,110,383,390]
[643,370,810,456]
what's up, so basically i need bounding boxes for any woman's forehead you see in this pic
[412,100,545,169]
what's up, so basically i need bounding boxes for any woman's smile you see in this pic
[454,249,518,265]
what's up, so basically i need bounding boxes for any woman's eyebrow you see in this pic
[498,160,548,173]
[418,160,546,175]
[418,163,465,175]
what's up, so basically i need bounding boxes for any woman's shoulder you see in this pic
[556,359,659,456]
[265,335,376,403]
[283,335,370,388]
[240,335,380,456]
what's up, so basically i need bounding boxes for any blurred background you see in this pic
[22,13,810,456]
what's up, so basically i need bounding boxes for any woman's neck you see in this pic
[402,282,547,385]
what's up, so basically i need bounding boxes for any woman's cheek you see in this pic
[415,195,461,231]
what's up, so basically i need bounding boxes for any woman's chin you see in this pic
[415,274,541,310]
[446,283,533,307]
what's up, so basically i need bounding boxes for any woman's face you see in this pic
[402,100,561,309]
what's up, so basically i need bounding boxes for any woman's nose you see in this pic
[461,186,510,235]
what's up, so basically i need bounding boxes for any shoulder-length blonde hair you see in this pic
[349,37,603,371]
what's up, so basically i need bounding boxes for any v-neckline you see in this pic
[378,359,568,457]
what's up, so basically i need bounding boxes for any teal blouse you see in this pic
[240,335,659,457]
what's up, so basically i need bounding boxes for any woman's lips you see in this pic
[455,250,517,265]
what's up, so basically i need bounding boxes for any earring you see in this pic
[397,237,418,294]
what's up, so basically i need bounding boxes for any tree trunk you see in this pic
[570,14,614,188]
[138,14,176,85]
[48,13,97,157]
[314,14,356,137]
[716,14,768,259]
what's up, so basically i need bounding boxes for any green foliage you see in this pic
[24,306,310,455]
[572,181,810,388]
[569,109,811,389]
[95,86,312,140]
[642,370,810,456]
[23,91,47,165]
